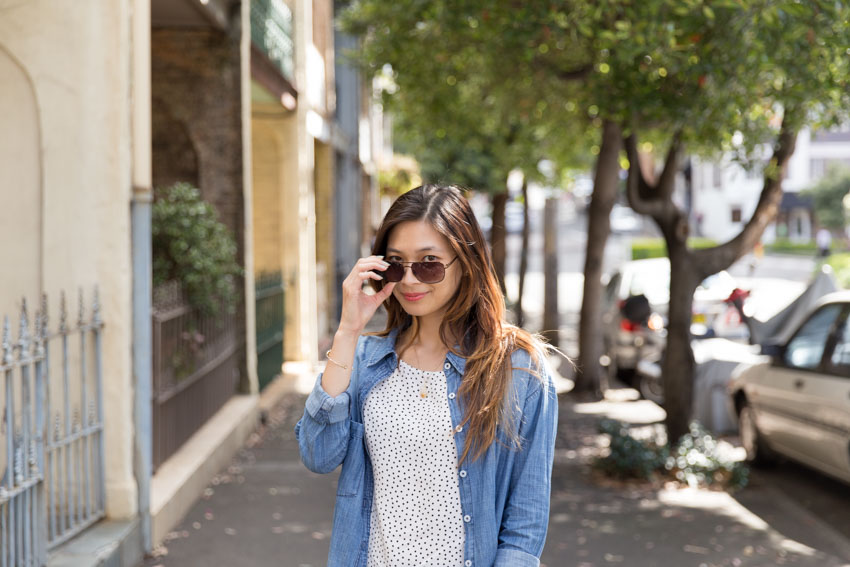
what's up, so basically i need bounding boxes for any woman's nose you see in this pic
[402,264,419,285]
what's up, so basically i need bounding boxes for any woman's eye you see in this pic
[386,256,403,263]
[423,255,438,262]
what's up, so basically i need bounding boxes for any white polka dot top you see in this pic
[362,360,465,567]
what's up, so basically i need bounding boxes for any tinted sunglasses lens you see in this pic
[411,261,445,283]
[383,262,404,282]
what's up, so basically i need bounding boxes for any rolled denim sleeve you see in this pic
[305,373,351,424]
[495,361,558,566]
[294,338,364,475]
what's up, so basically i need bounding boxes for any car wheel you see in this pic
[739,402,775,466]
[638,372,664,405]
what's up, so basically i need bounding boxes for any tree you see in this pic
[616,1,850,440]
[341,0,850,442]
[340,4,589,296]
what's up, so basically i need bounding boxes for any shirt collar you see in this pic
[364,327,467,374]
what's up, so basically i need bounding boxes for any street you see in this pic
[138,201,850,566]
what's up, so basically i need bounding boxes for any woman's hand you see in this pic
[337,255,396,335]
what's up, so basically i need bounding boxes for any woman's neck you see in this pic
[403,312,453,352]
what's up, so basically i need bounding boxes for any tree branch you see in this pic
[532,57,593,82]
[624,133,667,220]
[695,112,799,276]
[658,133,682,201]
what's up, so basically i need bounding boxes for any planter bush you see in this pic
[152,182,243,315]
[594,419,748,490]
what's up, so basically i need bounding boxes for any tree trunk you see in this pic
[576,120,621,395]
[661,226,700,444]
[542,197,559,348]
[490,189,508,295]
[515,178,530,327]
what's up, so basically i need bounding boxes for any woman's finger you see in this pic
[376,281,396,302]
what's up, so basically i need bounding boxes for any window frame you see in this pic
[776,302,848,374]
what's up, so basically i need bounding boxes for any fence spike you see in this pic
[54,413,61,442]
[34,309,45,358]
[19,297,30,353]
[41,292,49,336]
[2,315,11,365]
[59,290,67,334]
[78,287,85,328]
[93,285,102,326]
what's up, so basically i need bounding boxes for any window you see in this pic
[731,207,742,223]
[829,309,850,372]
[784,304,843,369]
[712,165,723,188]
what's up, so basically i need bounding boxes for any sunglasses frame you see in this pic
[383,256,459,284]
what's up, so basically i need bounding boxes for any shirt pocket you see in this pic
[336,420,365,497]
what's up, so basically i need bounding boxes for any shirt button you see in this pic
[456,425,463,433]
[448,392,456,400]
[459,470,467,478]
[444,362,451,370]
[463,514,471,523]
[465,561,472,567]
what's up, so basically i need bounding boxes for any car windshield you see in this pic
[784,304,843,369]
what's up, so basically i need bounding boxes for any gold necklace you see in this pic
[412,342,445,399]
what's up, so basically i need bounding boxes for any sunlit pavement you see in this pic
[139,386,850,567]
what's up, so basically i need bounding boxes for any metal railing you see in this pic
[250,0,295,82]
[1,289,105,566]
[255,271,284,391]
[152,282,240,470]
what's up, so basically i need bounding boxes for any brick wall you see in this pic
[151,28,244,259]
[151,26,248,389]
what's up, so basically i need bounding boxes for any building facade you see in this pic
[690,127,850,244]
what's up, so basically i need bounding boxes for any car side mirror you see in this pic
[760,343,783,360]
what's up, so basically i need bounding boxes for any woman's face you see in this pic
[385,220,462,322]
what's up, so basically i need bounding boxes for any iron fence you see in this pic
[0,289,105,566]
[152,282,240,470]
[255,271,284,391]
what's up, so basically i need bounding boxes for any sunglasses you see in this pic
[382,256,459,284]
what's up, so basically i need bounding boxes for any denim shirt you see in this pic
[294,329,558,567]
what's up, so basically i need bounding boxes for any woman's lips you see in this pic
[402,292,427,302]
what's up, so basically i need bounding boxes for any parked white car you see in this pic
[727,291,850,484]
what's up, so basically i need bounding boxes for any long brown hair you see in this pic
[370,184,548,464]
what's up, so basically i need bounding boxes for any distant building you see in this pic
[689,127,850,243]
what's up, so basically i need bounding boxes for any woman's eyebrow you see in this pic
[386,246,442,253]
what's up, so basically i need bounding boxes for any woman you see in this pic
[295,184,558,567]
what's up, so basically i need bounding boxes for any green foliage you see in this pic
[765,238,818,255]
[631,237,717,260]
[802,164,850,231]
[152,183,243,315]
[595,419,669,480]
[595,419,748,490]
[824,253,850,289]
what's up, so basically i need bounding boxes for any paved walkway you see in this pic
[139,381,850,567]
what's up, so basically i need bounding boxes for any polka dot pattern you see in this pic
[363,360,465,567]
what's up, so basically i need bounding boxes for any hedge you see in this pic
[631,237,718,260]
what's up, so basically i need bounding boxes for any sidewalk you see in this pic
[139,383,850,567]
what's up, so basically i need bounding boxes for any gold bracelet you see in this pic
[326,349,349,370]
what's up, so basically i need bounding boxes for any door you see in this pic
[753,303,843,456]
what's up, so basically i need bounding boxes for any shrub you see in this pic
[765,238,818,255]
[594,419,748,490]
[824,252,850,288]
[631,237,717,260]
[152,182,243,315]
